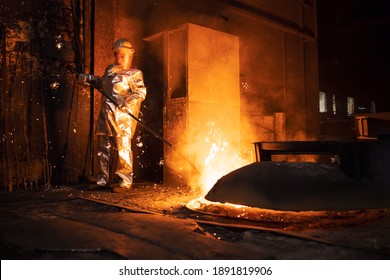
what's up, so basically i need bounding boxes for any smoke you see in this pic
[119,0,317,188]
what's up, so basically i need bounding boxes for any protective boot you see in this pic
[95,135,112,188]
[112,135,133,192]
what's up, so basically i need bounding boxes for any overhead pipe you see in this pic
[217,0,316,40]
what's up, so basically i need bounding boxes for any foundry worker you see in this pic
[79,38,147,192]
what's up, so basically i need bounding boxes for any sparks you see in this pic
[55,35,63,49]
[136,142,143,148]
[50,81,60,90]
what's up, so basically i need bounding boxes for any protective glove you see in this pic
[78,73,91,84]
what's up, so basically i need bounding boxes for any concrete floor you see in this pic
[1,183,390,260]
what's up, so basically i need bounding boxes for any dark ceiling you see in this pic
[317,0,390,112]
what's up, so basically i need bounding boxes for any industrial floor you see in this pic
[1,182,390,260]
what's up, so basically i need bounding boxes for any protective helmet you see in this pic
[113,38,134,54]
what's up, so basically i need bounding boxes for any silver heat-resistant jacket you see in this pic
[87,63,146,188]
[92,64,147,137]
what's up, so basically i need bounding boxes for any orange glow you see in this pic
[189,121,251,195]
[161,24,245,193]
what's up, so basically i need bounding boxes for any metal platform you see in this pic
[253,140,390,182]
[254,141,362,178]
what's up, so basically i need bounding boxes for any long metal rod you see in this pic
[65,64,200,174]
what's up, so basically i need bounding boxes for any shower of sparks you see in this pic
[50,81,60,90]
[55,35,63,49]
[241,81,250,91]
[56,42,63,49]
[136,142,143,148]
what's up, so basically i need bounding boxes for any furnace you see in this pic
[145,23,242,189]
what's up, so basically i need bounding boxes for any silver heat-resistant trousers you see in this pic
[97,135,134,188]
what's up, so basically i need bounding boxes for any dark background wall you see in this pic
[1,0,90,188]
[317,0,390,115]
[316,0,390,139]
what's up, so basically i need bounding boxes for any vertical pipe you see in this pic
[282,30,287,130]
[40,78,51,188]
[21,47,32,189]
[1,23,7,190]
[2,24,14,192]
[81,0,95,178]
[89,0,95,176]
[83,0,91,74]
[10,47,20,190]
[90,0,95,174]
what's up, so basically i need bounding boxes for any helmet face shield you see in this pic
[115,49,133,70]
[113,38,135,70]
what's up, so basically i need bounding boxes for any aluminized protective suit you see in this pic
[81,38,146,189]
